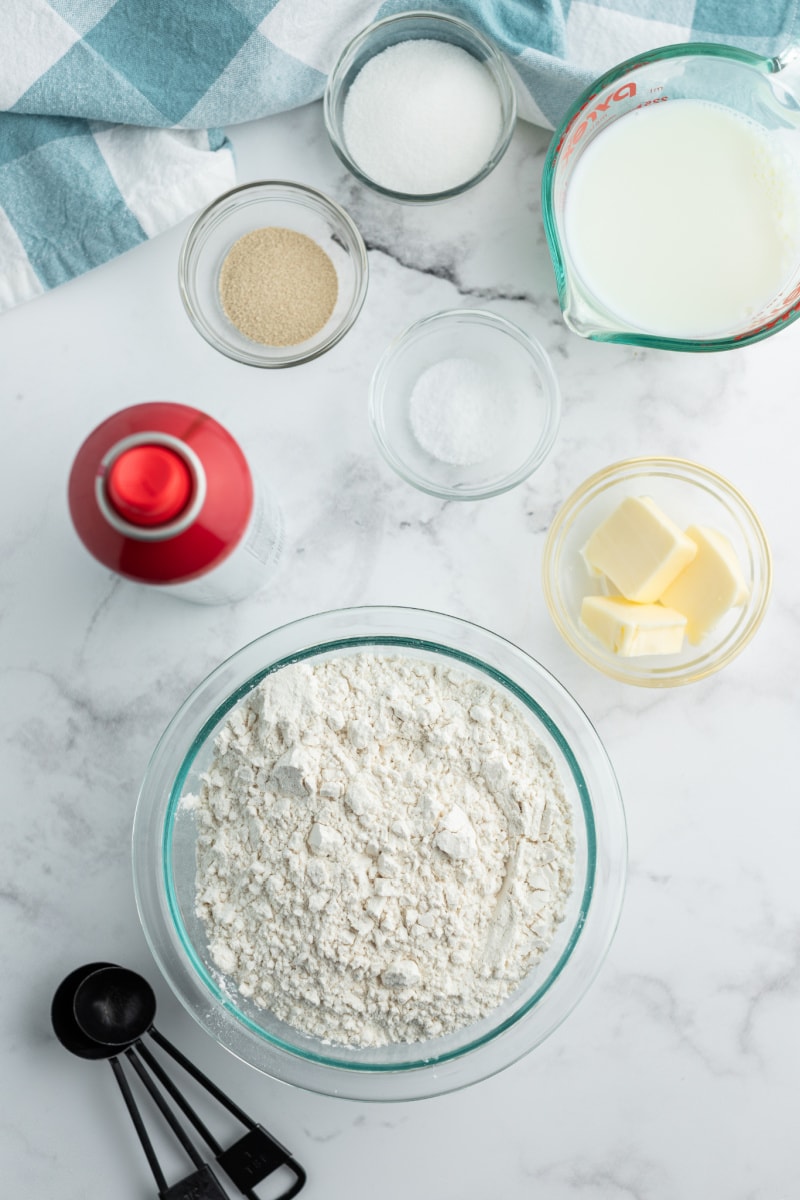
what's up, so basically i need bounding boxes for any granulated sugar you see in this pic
[186,653,574,1048]
[219,226,338,346]
[342,40,503,194]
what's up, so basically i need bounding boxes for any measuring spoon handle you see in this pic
[149,1025,253,1127]
[146,1026,305,1198]
[108,1055,168,1196]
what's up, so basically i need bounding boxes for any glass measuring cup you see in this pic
[542,43,800,351]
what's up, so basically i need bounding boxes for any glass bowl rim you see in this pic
[368,307,562,500]
[323,9,518,203]
[178,179,369,368]
[132,605,627,1100]
[542,456,773,687]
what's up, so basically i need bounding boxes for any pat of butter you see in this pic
[581,595,687,657]
[582,496,697,602]
[659,525,749,644]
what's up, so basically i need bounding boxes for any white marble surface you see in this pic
[2,102,799,1200]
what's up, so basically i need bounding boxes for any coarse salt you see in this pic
[409,356,511,465]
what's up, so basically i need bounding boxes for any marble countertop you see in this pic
[2,102,798,1200]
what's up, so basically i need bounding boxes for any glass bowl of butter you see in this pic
[542,457,772,687]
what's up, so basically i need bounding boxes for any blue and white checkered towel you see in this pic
[1,0,797,313]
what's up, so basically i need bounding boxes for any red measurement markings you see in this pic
[557,82,638,162]
[734,278,800,340]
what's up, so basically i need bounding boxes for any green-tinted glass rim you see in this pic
[541,41,800,352]
[162,634,597,1073]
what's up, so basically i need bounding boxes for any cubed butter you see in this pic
[581,595,687,657]
[659,525,749,645]
[582,496,697,602]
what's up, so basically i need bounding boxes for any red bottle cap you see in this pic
[68,403,254,585]
[106,445,193,526]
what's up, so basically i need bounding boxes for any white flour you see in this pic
[186,653,574,1047]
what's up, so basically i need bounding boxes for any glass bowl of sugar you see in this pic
[179,180,369,367]
[132,606,627,1101]
[324,11,517,202]
[369,308,561,500]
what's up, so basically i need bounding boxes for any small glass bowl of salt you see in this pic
[324,11,517,202]
[369,308,561,500]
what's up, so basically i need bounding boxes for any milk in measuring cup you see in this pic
[563,99,800,338]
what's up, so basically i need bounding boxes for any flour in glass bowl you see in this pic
[185,652,575,1048]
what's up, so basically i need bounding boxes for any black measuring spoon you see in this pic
[52,963,228,1199]
[56,963,306,1200]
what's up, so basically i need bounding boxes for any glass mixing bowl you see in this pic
[132,607,626,1101]
[542,458,772,686]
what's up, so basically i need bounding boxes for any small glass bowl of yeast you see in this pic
[542,458,772,687]
[179,181,368,367]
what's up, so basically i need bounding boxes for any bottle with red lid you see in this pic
[68,402,283,605]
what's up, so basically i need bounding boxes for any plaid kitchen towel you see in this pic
[1,0,798,313]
